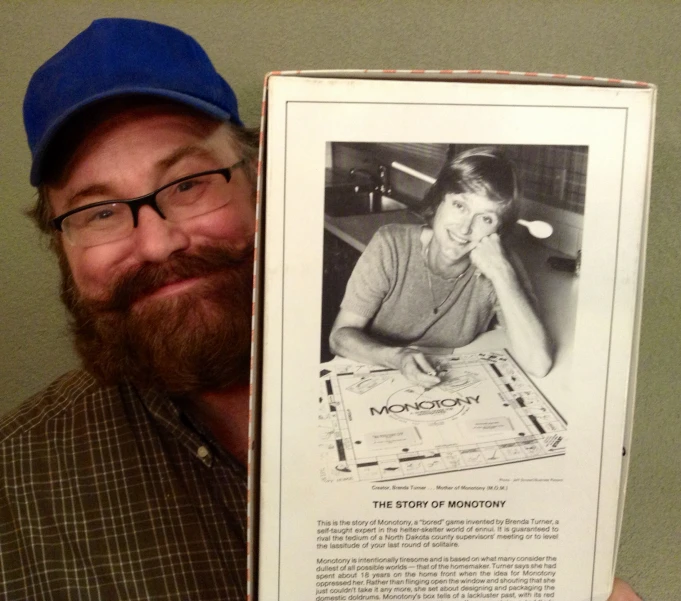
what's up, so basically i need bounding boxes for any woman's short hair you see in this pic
[420,146,520,233]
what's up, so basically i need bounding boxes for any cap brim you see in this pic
[30,86,243,186]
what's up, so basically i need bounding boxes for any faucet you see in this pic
[377,165,391,196]
[348,165,391,212]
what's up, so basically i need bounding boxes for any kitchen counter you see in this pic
[324,209,423,252]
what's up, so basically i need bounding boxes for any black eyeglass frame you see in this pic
[50,159,246,233]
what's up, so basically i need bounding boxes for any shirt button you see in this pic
[197,445,211,459]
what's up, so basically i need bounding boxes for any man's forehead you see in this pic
[46,103,238,211]
[74,101,228,153]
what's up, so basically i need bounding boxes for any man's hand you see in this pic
[395,349,441,388]
[608,578,642,601]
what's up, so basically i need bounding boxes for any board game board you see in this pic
[319,350,566,482]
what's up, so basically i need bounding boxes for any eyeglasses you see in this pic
[50,159,246,247]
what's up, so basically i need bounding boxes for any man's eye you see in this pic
[176,179,201,193]
[67,204,125,231]
[86,208,116,224]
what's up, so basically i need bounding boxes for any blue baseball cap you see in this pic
[24,18,243,186]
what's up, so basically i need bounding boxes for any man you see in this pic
[0,16,641,601]
[0,18,257,600]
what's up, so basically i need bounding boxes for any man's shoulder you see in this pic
[0,369,107,445]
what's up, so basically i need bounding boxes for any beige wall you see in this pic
[1,1,679,598]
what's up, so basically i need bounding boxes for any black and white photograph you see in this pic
[258,73,654,600]
[319,142,583,482]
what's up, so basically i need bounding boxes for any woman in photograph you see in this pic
[329,147,552,386]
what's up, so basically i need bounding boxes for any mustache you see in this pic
[90,244,254,313]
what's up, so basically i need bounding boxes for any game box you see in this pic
[251,70,656,601]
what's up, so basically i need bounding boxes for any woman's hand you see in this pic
[469,233,514,283]
[330,310,442,388]
[608,578,642,601]
[394,348,441,388]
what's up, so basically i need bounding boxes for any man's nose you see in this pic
[131,205,191,262]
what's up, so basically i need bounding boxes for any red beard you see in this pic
[59,244,254,396]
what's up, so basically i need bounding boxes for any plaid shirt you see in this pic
[0,370,247,600]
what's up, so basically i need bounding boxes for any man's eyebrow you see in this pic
[66,184,115,211]
[63,146,217,211]
[156,145,216,171]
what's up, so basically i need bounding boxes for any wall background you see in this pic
[1,1,679,598]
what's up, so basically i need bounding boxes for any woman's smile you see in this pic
[445,228,471,246]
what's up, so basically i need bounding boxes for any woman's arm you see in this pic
[329,309,441,388]
[470,234,553,377]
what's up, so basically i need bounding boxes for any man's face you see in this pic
[49,105,255,303]
[47,104,256,393]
